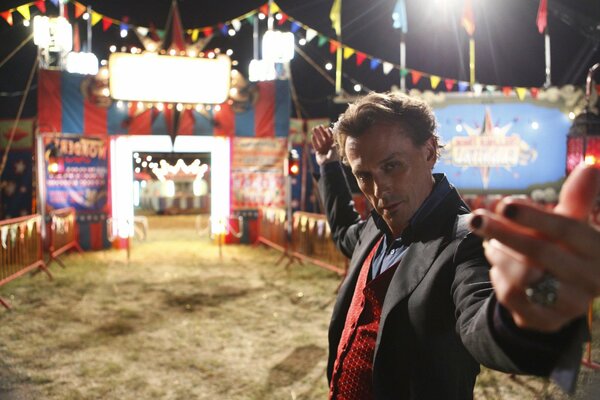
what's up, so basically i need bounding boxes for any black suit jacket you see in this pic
[319,164,584,399]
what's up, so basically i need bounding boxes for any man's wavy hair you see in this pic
[333,92,442,165]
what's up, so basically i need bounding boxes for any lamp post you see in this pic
[567,63,600,371]
[566,63,600,175]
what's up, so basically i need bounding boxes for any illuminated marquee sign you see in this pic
[108,53,231,104]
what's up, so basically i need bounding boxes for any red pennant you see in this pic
[259,4,269,16]
[74,2,86,19]
[203,27,213,37]
[149,22,160,41]
[595,84,600,94]
[530,87,539,99]
[1,11,13,26]
[411,71,422,85]
[355,52,367,66]
[277,13,288,25]
[444,79,456,91]
[536,0,547,34]
[35,0,46,14]
[102,17,113,31]
[329,40,339,54]
[502,86,512,96]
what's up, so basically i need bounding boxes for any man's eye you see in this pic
[383,161,400,172]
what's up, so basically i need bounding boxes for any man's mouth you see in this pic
[381,202,402,213]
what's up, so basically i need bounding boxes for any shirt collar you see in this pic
[371,173,452,243]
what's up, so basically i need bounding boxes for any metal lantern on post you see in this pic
[566,63,600,174]
[567,63,600,371]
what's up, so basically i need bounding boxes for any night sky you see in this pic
[0,0,599,119]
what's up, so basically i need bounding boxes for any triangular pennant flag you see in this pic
[277,13,288,25]
[156,29,166,40]
[91,12,102,27]
[461,0,475,36]
[383,62,394,75]
[473,83,484,95]
[231,19,241,31]
[203,27,213,37]
[16,5,31,20]
[270,2,280,14]
[370,58,381,70]
[290,21,300,33]
[400,68,409,77]
[445,79,456,91]
[49,0,58,7]
[102,17,113,32]
[355,51,366,66]
[458,81,469,92]
[411,70,422,84]
[245,14,255,23]
[536,0,547,34]
[74,2,86,19]
[530,87,539,99]
[329,40,339,54]
[343,47,355,60]
[1,11,13,26]
[259,4,269,16]
[219,23,229,36]
[0,226,7,249]
[430,75,441,89]
[306,28,317,42]
[317,35,328,47]
[191,29,200,42]
[502,86,512,96]
[35,0,46,14]
[136,27,149,36]
[515,87,527,100]
[486,85,496,93]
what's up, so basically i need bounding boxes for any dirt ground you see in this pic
[1,215,599,400]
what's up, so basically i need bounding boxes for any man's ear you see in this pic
[424,137,437,164]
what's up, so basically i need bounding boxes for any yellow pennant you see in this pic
[515,87,527,101]
[191,29,200,42]
[343,47,355,60]
[270,2,280,14]
[91,11,103,26]
[16,5,30,20]
[430,75,441,89]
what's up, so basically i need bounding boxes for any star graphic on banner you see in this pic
[461,109,513,189]
[14,160,26,174]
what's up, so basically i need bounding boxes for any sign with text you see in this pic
[231,137,287,208]
[44,136,109,212]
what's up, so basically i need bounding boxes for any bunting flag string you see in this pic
[0,0,550,98]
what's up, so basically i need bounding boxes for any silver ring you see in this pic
[525,273,559,307]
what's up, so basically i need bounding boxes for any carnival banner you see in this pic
[0,118,34,150]
[43,135,109,212]
[231,137,286,208]
[433,102,570,192]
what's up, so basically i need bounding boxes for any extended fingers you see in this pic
[470,210,600,295]
[311,125,333,153]
[495,198,600,258]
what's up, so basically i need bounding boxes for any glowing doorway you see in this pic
[109,135,230,239]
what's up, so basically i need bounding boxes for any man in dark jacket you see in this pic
[312,92,600,399]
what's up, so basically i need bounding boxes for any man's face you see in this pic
[345,123,436,237]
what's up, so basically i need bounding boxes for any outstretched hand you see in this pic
[469,164,600,332]
[311,125,340,165]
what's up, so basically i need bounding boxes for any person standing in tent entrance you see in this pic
[311,91,600,399]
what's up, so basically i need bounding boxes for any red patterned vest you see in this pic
[329,238,399,400]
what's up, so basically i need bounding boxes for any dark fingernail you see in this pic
[503,204,518,219]
[470,215,484,230]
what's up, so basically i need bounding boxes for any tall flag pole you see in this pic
[393,0,408,92]
[537,0,551,87]
[461,0,476,87]
[330,0,342,95]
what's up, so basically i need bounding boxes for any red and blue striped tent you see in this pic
[37,69,291,249]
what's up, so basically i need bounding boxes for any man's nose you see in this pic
[373,176,390,199]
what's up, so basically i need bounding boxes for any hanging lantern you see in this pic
[566,63,600,174]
